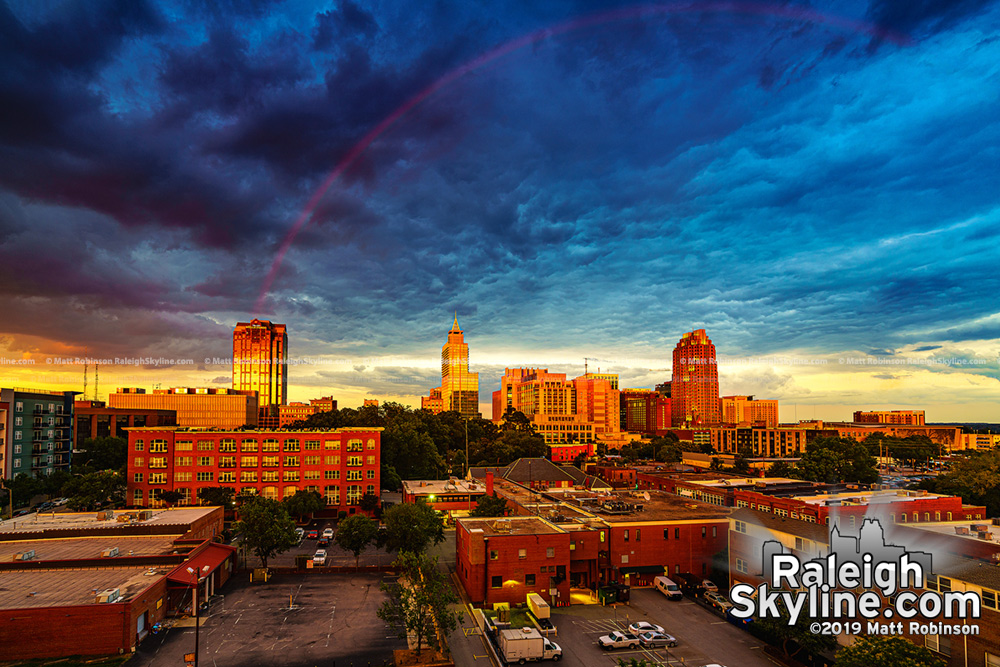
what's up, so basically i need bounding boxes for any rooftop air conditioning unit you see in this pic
[13,550,35,561]
[101,547,120,558]
[95,588,121,604]
[138,510,153,520]
[955,527,970,535]
[96,510,114,521]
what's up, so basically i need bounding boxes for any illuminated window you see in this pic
[241,439,258,452]
[133,488,143,503]
[176,440,193,451]
[149,473,166,484]
[347,456,362,467]
[134,457,145,468]
[262,471,278,482]
[176,457,192,467]
[218,456,235,468]
[366,439,376,449]
[134,473,143,483]
[261,486,278,500]
[284,471,300,482]
[305,470,320,480]
[366,455,376,464]
[305,456,320,466]
[262,456,279,467]
[325,456,340,465]
[347,470,362,481]
[219,439,237,453]
[283,439,300,452]
[174,472,192,482]
[219,472,236,483]
[366,470,375,479]
[241,471,258,483]
[198,456,213,467]
[346,485,362,504]
[134,440,145,451]
[262,439,279,452]
[283,485,298,497]
[197,440,213,451]
[324,470,340,480]
[324,440,340,450]
[304,440,320,450]
[197,472,214,482]
[284,456,299,467]
[325,485,340,505]
[347,440,363,452]
[150,440,168,453]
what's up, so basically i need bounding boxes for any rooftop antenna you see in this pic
[83,363,88,402]
[94,364,99,401]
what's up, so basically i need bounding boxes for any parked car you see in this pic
[627,621,664,635]
[312,550,327,565]
[705,591,732,612]
[322,528,334,539]
[306,530,319,539]
[36,502,54,511]
[13,508,33,517]
[638,631,678,648]
[52,498,69,506]
[598,631,641,650]
[701,579,719,593]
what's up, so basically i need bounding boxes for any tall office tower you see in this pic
[424,315,480,418]
[671,329,721,426]
[720,395,779,427]
[233,319,288,426]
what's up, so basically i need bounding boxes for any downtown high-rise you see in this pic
[423,315,480,418]
[671,329,721,426]
[233,319,288,426]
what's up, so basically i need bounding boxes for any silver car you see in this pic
[628,621,664,635]
[639,631,678,648]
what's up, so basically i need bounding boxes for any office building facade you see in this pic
[233,319,288,427]
[109,387,258,430]
[0,388,76,478]
[671,329,721,426]
[423,315,480,418]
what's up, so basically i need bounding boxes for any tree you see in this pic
[63,471,125,510]
[732,457,751,474]
[793,437,877,484]
[159,490,184,507]
[73,436,128,472]
[360,491,381,515]
[753,598,837,662]
[282,490,325,521]
[927,449,1000,516]
[377,552,462,655]
[381,465,402,491]
[2,474,43,510]
[469,492,509,517]
[197,486,236,507]
[336,514,379,566]
[234,496,299,569]
[833,636,945,667]
[767,461,796,478]
[380,502,445,554]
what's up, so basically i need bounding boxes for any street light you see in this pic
[186,564,210,667]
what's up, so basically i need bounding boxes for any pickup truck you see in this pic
[597,631,641,650]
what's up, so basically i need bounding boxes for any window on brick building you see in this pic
[526,574,535,586]
[623,530,629,542]
[675,528,680,539]
[490,550,499,560]
[546,548,555,558]
[491,576,502,589]
[519,549,526,559]
[701,526,706,538]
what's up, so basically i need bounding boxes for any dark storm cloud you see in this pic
[0,0,998,407]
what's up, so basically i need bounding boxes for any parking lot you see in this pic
[129,572,406,667]
[546,588,775,667]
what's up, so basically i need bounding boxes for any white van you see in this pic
[654,576,683,600]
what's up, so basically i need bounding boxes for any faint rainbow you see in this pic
[253,2,909,314]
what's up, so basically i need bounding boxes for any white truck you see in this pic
[498,627,563,664]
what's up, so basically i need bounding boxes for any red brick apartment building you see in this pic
[127,427,381,515]
[0,507,234,661]
[457,488,730,607]
[403,474,496,519]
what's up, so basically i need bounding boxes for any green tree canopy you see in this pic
[377,552,462,655]
[766,461,797,478]
[159,490,184,507]
[197,486,236,507]
[926,449,1000,515]
[282,490,325,520]
[833,636,945,667]
[469,492,509,517]
[74,436,127,472]
[1,474,43,511]
[63,471,125,511]
[753,598,837,661]
[335,514,379,566]
[380,502,445,554]
[234,496,299,569]
[793,437,878,484]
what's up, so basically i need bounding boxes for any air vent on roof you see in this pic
[95,588,121,603]
[13,550,35,561]
[101,547,119,558]
[96,510,114,521]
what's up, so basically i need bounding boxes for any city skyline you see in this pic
[0,1,998,421]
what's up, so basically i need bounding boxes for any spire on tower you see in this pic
[450,312,461,333]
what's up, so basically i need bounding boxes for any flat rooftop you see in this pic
[791,489,949,506]
[560,490,731,522]
[0,535,181,562]
[403,479,489,495]
[0,507,218,536]
[460,517,563,536]
[0,565,171,610]
[904,520,1000,546]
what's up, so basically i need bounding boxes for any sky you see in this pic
[0,0,998,422]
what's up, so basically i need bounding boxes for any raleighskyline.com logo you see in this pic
[728,518,982,636]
